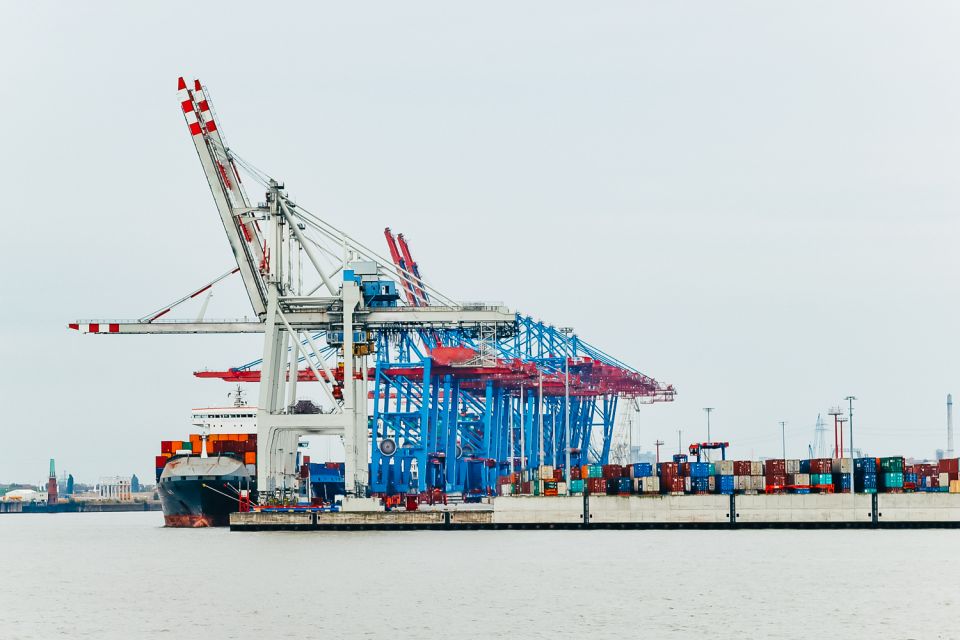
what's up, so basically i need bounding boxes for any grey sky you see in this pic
[2,2,959,483]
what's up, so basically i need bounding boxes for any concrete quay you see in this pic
[230,493,960,531]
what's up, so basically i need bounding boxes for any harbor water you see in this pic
[1,512,957,639]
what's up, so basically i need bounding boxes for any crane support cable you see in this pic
[140,267,240,323]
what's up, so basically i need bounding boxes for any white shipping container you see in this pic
[787,473,810,486]
[557,482,567,495]
[751,475,765,490]
[736,476,749,491]
[642,476,660,493]
[786,459,802,474]
[708,476,716,491]
[832,458,853,474]
[750,461,763,475]
[500,484,513,496]
[684,477,692,492]
[539,465,554,478]
[715,460,734,475]
[939,473,950,487]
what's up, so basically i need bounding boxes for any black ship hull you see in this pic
[158,456,254,527]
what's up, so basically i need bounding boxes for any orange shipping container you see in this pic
[244,451,257,464]
[238,434,249,442]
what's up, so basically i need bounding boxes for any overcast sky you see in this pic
[2,2,959,483]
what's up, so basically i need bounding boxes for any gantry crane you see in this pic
[70,77,675,506]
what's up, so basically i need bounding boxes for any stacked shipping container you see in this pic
[495,457,960,498]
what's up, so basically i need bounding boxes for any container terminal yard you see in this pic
[71,77,960,531]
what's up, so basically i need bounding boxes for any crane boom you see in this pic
[178,77,267,317]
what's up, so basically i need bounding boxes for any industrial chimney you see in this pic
[948,394,955,459]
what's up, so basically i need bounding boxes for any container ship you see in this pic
[155,390,346,527]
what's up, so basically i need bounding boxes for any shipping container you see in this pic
[750,461,764,475]
[854,457,878,473]
[787,473,810,486]
[785,459,801,474]
[855,472,878,492]
[689,462,711,478]
[570,479,585,494]
[733,461,752,476]
[810,473,832,486]
[877,471,903,489]
[765,459,786,475]
[879,457,904,474]
[617,477,632,495]
[831,458,853,474]
[630,463,654,478]
[714,460,734,475]
[586,478,606,494]
[602,465,622,479]
[716,475,734,495]
[690,477,710,493]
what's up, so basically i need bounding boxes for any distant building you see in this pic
[98,477,132,501]
[66,474,74,495]
[131,474,140,493]
[629,446,657,465]
[936,449,945,461]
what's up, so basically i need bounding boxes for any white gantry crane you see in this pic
[70,77,514,509]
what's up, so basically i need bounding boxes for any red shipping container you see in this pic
[765,459,786,475]
[663,476,684,493]
[733,461,752,476]
[155,455,168,468]
[586,478,606,494]
[554,469,564,481]
[160,441,173,454]
[810,458,832,474]
[602,465,622,479]
[765,474,787,489]
[678,462,690,477]
[570,466,582,480]
[938,458,959,479]
[658,462,678,475]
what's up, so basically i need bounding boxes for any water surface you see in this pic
[1,512,956,639]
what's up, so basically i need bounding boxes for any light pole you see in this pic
[560,327,574,485]
[703,408,714,461]
[779,421,786,459]
[846,395,856,494]
[678,429,682,458]
[654,439,665,464]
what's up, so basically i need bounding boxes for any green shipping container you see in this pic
[881,472,904,489]
[812,473,832,485]
[880,457,904,473]
[570,479,584,493]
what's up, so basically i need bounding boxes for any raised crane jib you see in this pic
[178,76,267,318]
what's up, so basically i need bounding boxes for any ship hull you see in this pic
[158,456,254,527]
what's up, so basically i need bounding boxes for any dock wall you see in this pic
[231,493,960,531]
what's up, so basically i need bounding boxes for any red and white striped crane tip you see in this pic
[190,78,218,133]
[68,323,120,334]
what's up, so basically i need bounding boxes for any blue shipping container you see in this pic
[854,457,878,473]
[716,475,734,494]
[855,472,877,492]
[617,477,633,493]
[800,459,811,473]
[690,477,710,492]
[689,462,711,478]
[632,463,653,477]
